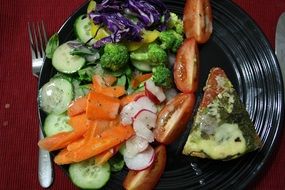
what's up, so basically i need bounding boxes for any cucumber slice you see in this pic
[52,42,85,73]
[50,72,72,82]
[74,15,95,45]
[69,158,111,189]
[39,78,73,114]
[43,113,73,137]
[131,61,152,72]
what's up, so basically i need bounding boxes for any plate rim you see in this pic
[37,0,285,189]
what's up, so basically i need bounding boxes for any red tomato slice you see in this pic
[123,145,167,190]
[174,38,199,93]
[183,0,213,43]
[200,67,227,108]
[154,93,196,145]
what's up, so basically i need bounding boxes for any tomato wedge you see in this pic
[154,93,196,144]
[183,0,213,43]
[200,67,227,108]
[174,38,199,93]
[123,145,166,190]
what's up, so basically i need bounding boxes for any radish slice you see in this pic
[120,102,143,125]
[134,109,157,129]
[145,80,166,104]
[133,119,154,142]
[124,135,149,158]
[145,89,160,104]
[135,96,157,113]
[124,145,155,171]
[165,88,178,101]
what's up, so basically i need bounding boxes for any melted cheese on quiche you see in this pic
[183,123,246,159]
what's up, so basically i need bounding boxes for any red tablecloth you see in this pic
[0,0,284,189]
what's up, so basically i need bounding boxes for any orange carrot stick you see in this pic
[86,91,120,120]
[67,118,117,152]
[95,145,120,165]
[97,86,126,98]
[130,73,152,89]
[67,96,87,117]
[54,148,74,165]
[71,124,134,162]
[66,138,85,152]
[54,124,134,165]
[38,114,89,151]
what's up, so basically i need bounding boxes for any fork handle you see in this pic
[38,127,53,188]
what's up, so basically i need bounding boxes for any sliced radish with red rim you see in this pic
[124,145,155,171]
[133,120,154,142]
[124,135,149,158]
[145,80,166,104]
[135,96,157,113]
[134,109,157,129]
[120,102,143,125]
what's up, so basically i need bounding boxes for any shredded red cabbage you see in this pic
[88,0,170,48]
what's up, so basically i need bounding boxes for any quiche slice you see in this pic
[182,67,261,160]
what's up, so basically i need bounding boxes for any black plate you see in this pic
[38,0,284,189]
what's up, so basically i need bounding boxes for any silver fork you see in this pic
[28,21,54,188]
[28,21,48,77]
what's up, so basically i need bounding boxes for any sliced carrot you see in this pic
[63,124,134,164]
[85,120,110,139]
[86,91,120,120]
[66,138,85,151]
[59,118,119,163]
[130,73,152,89]
[120,91,146,107]
[92,75,104,90]
[65,120,110,152]
[67,96,87,117]
[38,132,73,151]
[92,75,126,97]
[38,129,86,152]
[68,113,88,131]
[38,114,89,151]
[97,86,126,98]
[102,75,117,86]
[95,145,120,165]
[93,74,118,88]
[54,148,74,165]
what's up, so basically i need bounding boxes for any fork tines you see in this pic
[28,21,48,59]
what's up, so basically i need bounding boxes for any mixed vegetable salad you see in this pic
[38,0,212,189]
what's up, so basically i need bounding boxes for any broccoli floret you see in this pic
[159,29,183,53]
[100,43,129,71]
[152,65,172,88]
[130,43,167,66]
[168,12,183,34]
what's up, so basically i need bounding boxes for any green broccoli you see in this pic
[130,43,167,66]
[100,43,129,71]
[168,12,183,34]
[159,29,183,53]
[152,65,173,88]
